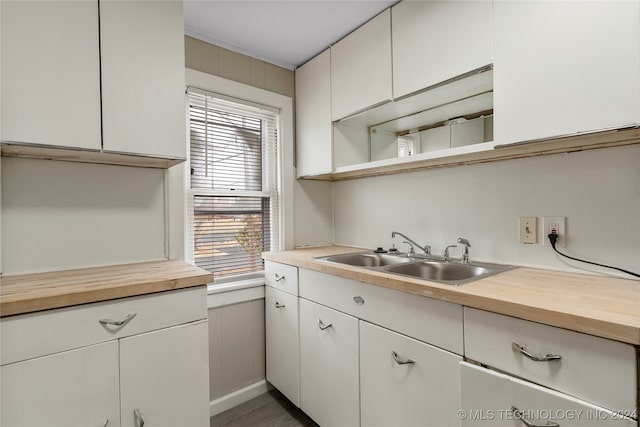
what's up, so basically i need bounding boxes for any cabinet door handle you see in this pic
[134,408,145,427]
[99,313,137,327]
[275,302,285,308]
[317,319,333,330]
[512,405,560,427]
[512,342,561,362]
[391,350,415,365]
[353,296,365,305]
[274,273,285,282]
[100,419,109,427]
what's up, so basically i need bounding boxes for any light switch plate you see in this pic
[518,216,537,244]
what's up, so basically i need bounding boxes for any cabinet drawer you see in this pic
[461,362,637,426]
[264,261,299,295]
[360,321,462,427]
[1,286,207,365]
[299,269,463,354]
[464,308,637,413]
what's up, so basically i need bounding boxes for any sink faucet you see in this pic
[457,237,471,263]
[391,231,431,256]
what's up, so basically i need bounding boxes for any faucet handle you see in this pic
[443,245,457,262]
[403,241,415,255]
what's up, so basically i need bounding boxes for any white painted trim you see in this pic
[207,284,265,309]
[185,68,295,252]
[209,379,271,417]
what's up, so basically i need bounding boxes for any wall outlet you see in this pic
[543,216,566,247]
[518,216,537,244]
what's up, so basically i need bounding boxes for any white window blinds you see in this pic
[188,90,280,280]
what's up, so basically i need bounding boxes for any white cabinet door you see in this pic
[100,0,186,159]
[460,362,637,427]
[493,0,640,144]
[0,341,120,427]
[119,320,209,427]
[299,298,359,427]
[296,49,333,177]
[0,0,101,150]
[360,321,462,427]
[392,0,492,99]
[331,9,392,120]
[265,286,300,406]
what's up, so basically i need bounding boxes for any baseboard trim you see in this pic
[209,380,270,417]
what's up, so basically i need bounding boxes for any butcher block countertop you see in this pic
[263,246,640,345]
[0,260,213,317]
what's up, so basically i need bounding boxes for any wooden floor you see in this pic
[210,389,318,427]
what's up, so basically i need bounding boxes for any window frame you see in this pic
[174,68,294,285]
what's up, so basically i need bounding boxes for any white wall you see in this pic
[294,179,333,247]
[333,145,640,276]
[1,157,166,275]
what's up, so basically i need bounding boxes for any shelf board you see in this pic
[0,143,185,169]
[301,126,640,181]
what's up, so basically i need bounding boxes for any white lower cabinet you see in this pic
[0,286,209,427]
[265,286,300,406]
[360,321,462,427]
[460,362,636,427]
[119,320,210,427]
[299,298,360,427]
[0,341,120,427]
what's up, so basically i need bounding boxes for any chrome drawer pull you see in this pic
[512,405,559,427]
[318,319,333,330]
[512,342,562,362]
[99,313,137,327]
[391,351,415,365]
[275,302,286,308]
[101,419,109,427]
[134,408,145,427]
[353,296,365,305]
[274,273,285,282]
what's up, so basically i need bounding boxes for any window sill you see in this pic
[206,276,265,309]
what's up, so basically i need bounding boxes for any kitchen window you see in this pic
[187,89,280,281]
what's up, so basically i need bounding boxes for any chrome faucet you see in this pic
[457,237,471,263]
[391,231,431,256]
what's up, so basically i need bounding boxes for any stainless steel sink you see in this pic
[317,251,514,286]
[321,252,414,267]
[384,260,514,285]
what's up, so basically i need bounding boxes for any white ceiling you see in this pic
[184,1,398,70]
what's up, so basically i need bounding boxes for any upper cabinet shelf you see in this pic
[0,0,186,169]
[295,0,640,181]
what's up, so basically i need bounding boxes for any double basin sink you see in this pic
[317,251,515,286]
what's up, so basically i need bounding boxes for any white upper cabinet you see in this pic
[0,1,102,150]
[295,49,332,177]
[493,0,640,145]
[331,9,392,121]
[100,0,186,159]
[392,0,493,99]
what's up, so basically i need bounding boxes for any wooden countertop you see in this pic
[0,260,213,317]
[263,246,640,345]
